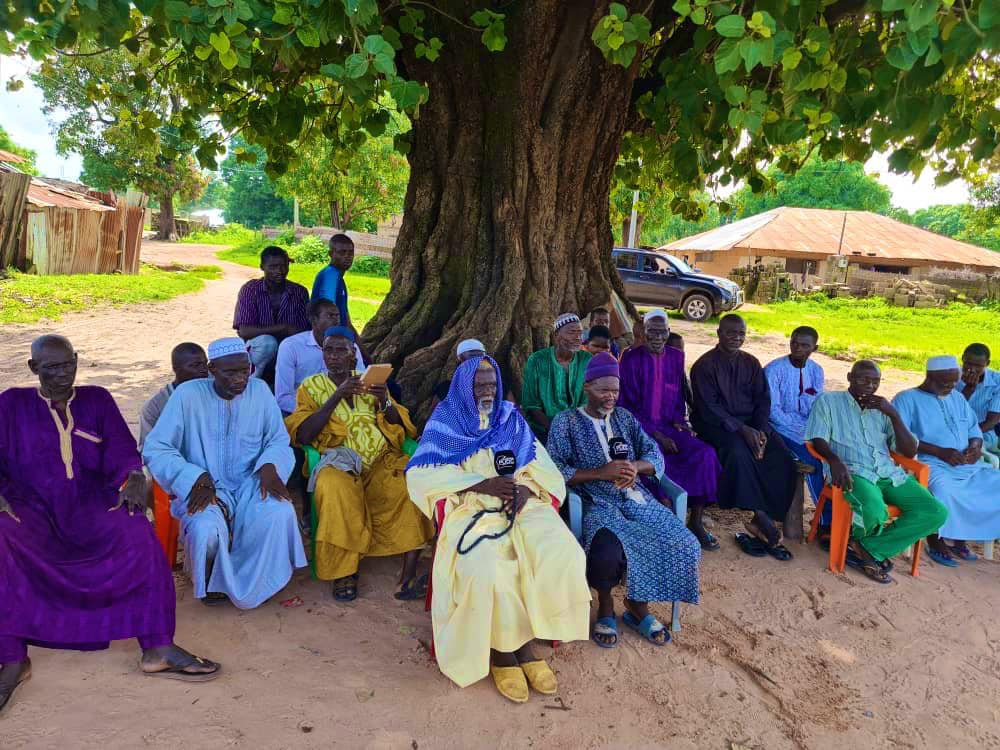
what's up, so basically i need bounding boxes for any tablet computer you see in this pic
[360,363,393,387]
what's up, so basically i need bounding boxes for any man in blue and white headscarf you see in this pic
[406,356,589,704]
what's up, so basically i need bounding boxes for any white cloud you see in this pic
[865,153,969,212]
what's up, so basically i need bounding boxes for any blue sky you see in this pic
[0,54,971,212]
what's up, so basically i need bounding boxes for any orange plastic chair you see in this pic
[152,480,180,567]
[805,442,925,577]
[425,495,561,658]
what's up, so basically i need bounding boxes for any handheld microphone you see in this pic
[458,450,517,555]
[609,437,629,461]
[494,449,517,476]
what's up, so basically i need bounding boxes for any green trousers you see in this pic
[845,475,948,561]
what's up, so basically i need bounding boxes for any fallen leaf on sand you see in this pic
[356,689,375,703]
[399,625,416,635]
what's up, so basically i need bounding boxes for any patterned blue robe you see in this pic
[547,407,700,604]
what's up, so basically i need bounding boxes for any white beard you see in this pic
[477,398,494,414]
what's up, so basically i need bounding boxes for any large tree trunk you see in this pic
[155,190,178,241]
[364,2,640,418]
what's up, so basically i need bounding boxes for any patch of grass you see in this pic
[731,294,1000,371]
[181,224,261,246]
[217,243,390,328]
[0,264,222,324]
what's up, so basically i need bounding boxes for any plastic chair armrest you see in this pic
[890,451,929,486]
[303,445,321,473]
[567,491,584,541]
[658,474,688,520]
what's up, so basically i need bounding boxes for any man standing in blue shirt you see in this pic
[312,233,355,336]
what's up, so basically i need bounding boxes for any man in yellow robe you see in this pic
[285,327,433,601]
[406,356,590,703]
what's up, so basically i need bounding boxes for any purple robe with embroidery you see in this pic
[619,345,720,505]
[0,386,175,662]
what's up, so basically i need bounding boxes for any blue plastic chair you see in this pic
[567,474,688,632]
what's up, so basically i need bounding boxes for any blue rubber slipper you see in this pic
[950,543,978,561]
[927,548,960,567]
[592,616,619,649]
[622,611,671,646]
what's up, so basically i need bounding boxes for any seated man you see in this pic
[274,299,364,415]
[1,336,219,714]
[429,339,487,412]
[893,356,1000,565]
[960,343,1000,460]
[233,245,310,378]
[285,327,433,601]
[548,353,701,649]
[805,360,948,584]
[690,314,797,559]
[763,326,827,522]
[138,342,208,450]
[406,356,589,703]
[586,307,620,357]
[619,310,722,550]
[144,338,306,608]
[584,324,613,355]
[521,313,592,443]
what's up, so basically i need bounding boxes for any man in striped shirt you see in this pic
[232,245,310,379]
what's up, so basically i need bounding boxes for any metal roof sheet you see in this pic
[660,206,1000,270]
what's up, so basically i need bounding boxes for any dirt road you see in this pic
[1,243,995,750]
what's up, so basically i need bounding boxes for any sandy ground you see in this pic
[2,242,998,750]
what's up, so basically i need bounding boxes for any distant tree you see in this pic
[221,138,293,229]
[910,204,970,238]
[732,158,893,216]
[178,175,231,214]
[0,124,38,174]
[276,113,409,231]
[32,49,205,240]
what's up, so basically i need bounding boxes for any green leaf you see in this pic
[345,53,369,78]
[980,1,997,28]
[373,52,395,75]
[319,63,345,78]
[905,0,939,30]
[715,14,747,38]
[194,44,213,60]
[830,66,847,91]
[882,0,908,10]
[714,38,742,73]
[296,26,320,47]
[206,0,226,7]
[691,7,706,24]
[219,46,238,70]
[725,84,747,105]
[482,23,507,52]
[209,31,230,54]
[389,79,428,109]
[609,3,628,21]
[924,41,942,65]
[741,37,774,70]
[271,6,294,24]
[673,0,691,17]
[782,47,802,69]
[163,1,189,21]
[608,31,625,49]
[363,34,394,57]
[887,44,918,70]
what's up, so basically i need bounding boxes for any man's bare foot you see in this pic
[0,659,31,714]
[140,644,221,682]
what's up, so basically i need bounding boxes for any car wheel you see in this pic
[681,294,713,321]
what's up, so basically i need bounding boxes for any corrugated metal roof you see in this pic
[0,149,28,164]
[660,206,1000,271]
[25,179,116,212]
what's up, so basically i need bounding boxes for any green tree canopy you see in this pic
[31,49,205,239]
[731,157,893,216]
[221,136,293,228]
[0,123,39,174]
[275,113,409,231]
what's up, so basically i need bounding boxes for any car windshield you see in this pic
[667,255,694,274]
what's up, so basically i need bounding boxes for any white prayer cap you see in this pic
[456,338,486,356]
[207,337,250,362]
[553,313,580,332]
[643,308,669,324]
[926,355,960,372]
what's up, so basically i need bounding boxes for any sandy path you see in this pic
[2,246,997,750]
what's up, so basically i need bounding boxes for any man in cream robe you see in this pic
[406,356,590,703]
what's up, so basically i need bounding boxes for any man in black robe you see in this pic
[690,314,797,560]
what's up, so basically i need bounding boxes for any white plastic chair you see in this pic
[567,474,688,632]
